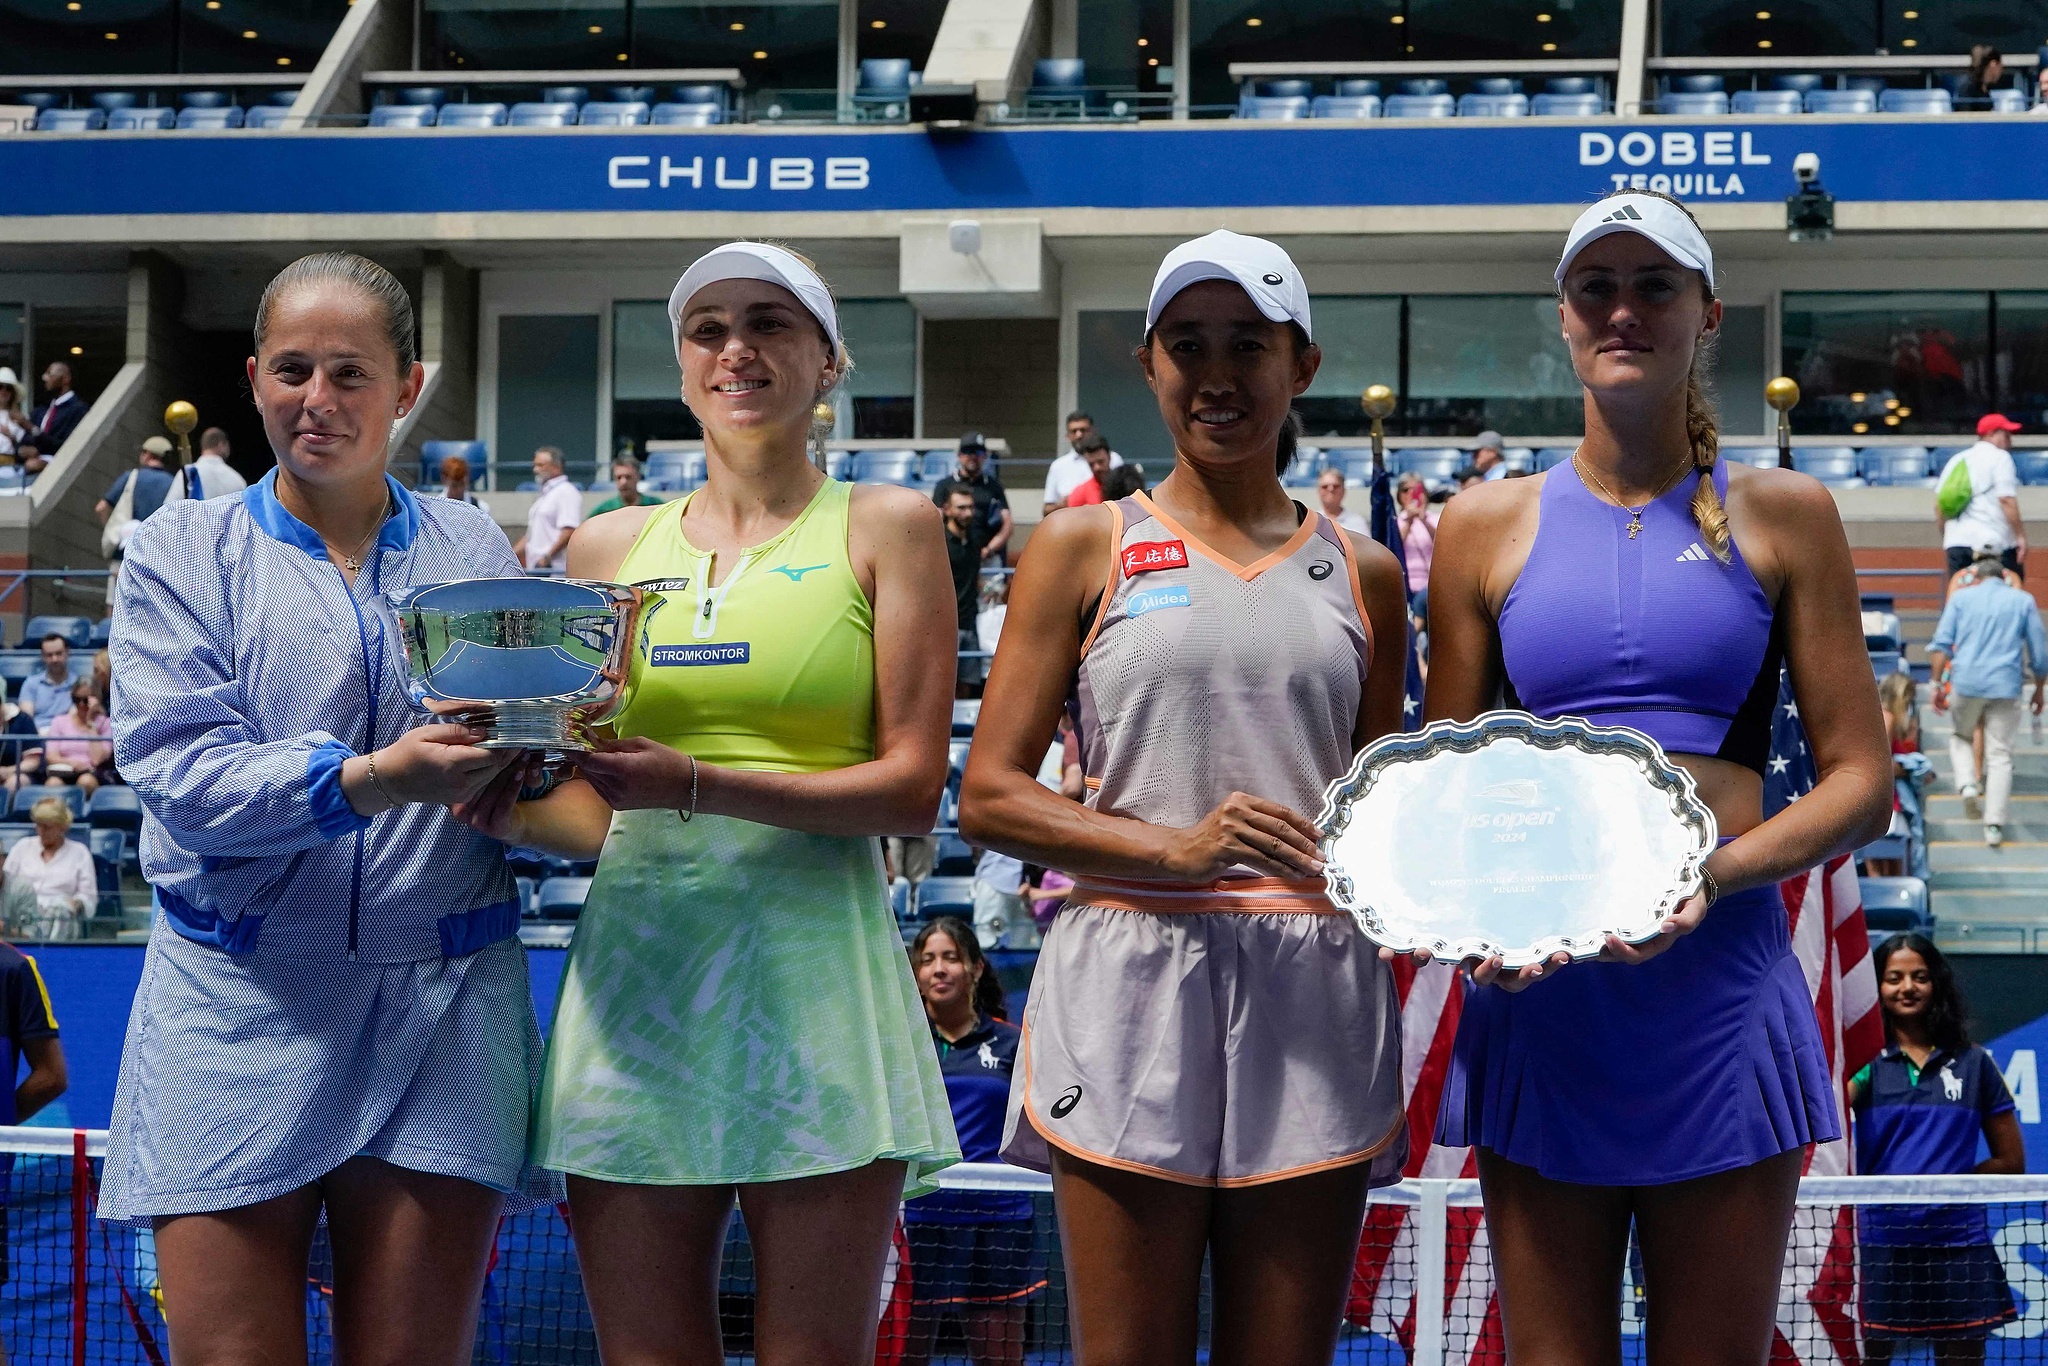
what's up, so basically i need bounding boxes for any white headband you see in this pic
[668,241,842,363]
[1555,195,1715,292]
[1145,229,1313,340]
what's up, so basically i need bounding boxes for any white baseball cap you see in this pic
[1555,194,1715,292]
[668,241,842,364]
[1145,229,1313,340]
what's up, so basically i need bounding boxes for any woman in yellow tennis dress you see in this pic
[459,242,958,1365]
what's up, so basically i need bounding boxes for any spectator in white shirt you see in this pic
[163,427,249,504]
[514,446,583,573]
[1939,414,2027,580]
[1042,411,1124,514]
[1317,468,1370,535]
[2,797,95,941]
[0,368,28,460]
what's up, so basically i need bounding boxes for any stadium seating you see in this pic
[86,786,143,838]
[1257,79,1316,99]
[1028,59,1091,117]
[1659,91,1729,115]
[854,59,914,122]
[1790,446,1861,484]
[2016,451,2048,485]
[1731,90,1803,115]
[1280,451,1322,487]
[824,449,851,480]
[952,699,980,736]
[850,450,922,486]
[643,449,705,492]
[1533,91,1605,116]
[916,876,975,923]
[1804,89,1876,115]
[91,92,139,111]
[0,825,30,853]
[1457,92,1528,117]
[0,467,23,495]
[515,875,536,918]
[108,108,177,131]
[1240,95,1309,120]
[245,105,296,130]
[0,654,42,698]
[180,90,231,108]
[607,85,656,104]
[36,109,107,132]
[1861,876,1932,937]
[934,833,975,878]
[1393,448,1465,486]
[1327,449,1375,485]
[508,102,578,128]
[14,787,84,821]
[1879,88,1951,114]
[371,105,436,129]
[1534,446,1575,471]
[1384,93,1456,119]
[536,876,591,920]
[1312,94,1381,118]
[14,93,63,113]
[1724,446,1782,469]
[23,617,91,649]
[437,103,509,128]
[578,102,650,127]
[1500,447,1535,475]
[177,107,246,130]
[1990,89,2028,113]
[889,878,913,928]
[1769,73,1825,93]
[1857,447,1932,485]
[420,438,486,488]
[541,86,590,106]
[651,103,724,126]
[89,619,112,649]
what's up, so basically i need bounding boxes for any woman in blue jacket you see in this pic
[100,252,556,1363]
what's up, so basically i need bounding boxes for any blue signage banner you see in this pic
[0,118,2040,218]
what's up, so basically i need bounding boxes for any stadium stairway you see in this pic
[1921,694,2048,953]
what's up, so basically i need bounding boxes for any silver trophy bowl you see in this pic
[388,577,664,758]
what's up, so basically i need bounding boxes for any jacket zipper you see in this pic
[341,552,386,961]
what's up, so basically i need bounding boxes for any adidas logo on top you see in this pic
[1676,542,1712,563]
[1601,204,1645,223]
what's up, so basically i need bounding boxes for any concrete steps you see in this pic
[1916,699,2048,951]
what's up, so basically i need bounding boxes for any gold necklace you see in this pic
[1571,451,1695,540]
[323,498,389,574]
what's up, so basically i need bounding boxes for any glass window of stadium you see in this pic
[859,0,946,69]
[1408,295,1582,435]
[426,0,628,71]
[498,314,601,487]
[178,0,347,73]
[1998,294,2048,433]
[1781,293,1990,436]
[1406,0,1620,60]
[1665,0,2048,56]
[1076,310,1169,469]
[2,0,360,74]
[612,301,696,458]
[1075,0,1175,95]
[1188,0,1404,110]
[1297,297,1401,439]
[835,299,916,438]
[629,0,839,93]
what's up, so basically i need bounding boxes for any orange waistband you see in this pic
[1068,875,1340,915]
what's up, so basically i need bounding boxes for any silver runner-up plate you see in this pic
[1316,711,1718,968]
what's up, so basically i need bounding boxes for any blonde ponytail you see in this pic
[1685,363,1731,563]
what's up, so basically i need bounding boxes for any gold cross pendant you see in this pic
[1626,515,1643,539]
[343,555,363,572]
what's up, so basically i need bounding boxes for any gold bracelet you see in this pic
[366,750,399,809]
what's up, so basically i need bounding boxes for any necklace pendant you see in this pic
[343,555,362,573]
[1626,515,1643,539]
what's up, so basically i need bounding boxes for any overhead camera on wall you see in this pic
[1786,152,1835,243]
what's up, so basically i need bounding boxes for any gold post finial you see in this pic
[164,400,198,466]
[1361,385,1396,474]
[1765,377,1800,470]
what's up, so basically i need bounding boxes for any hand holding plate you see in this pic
[1598,888,1711,967]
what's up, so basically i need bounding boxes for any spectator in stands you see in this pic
[1062,435,1114,507]
[932,433,1011,563]
[1937,415,2025,580]
[1099,465,1146,501]
[1396,471,1439,619]
[25,361,86,457]
[971,844,1029,950]
[903,916,1036,1366]
[16,634,73,724]
[1929,546,2047,847]
[43,679,111,797]
[1877,670,1933,881]
[88,648,110,717]
[1042,411,1123,513]
[1957,45,2004,109]
[0,696,41,790]
[462,241,957,1364]
[2032,66,2048,113]
[95,436,176,587]
[1853,934,2023,1362]
[590,456,662,516]
[437,452,489,516]
[513,445,581,572]
[944,486,987,688]
[1470,429,1507,481]
[0,368,27,460]
[1316,467,1369,535]
[166,427,248,503]
[2,794,94,940]
[98,251,549,1364]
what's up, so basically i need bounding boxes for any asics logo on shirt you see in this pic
[771,563,830,582]
[1675,542,1713,563]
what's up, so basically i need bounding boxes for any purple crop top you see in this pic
[1496,458,1784,775]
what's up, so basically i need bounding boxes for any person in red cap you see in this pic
[1938,414,2026,581]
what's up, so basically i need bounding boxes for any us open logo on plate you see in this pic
[652,642,750,666]
[1122,540,1188,576]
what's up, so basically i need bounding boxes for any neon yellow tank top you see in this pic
[612,476,874,773]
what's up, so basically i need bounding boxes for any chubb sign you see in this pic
[1578,130,1772,197]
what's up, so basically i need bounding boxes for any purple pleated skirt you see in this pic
[1435,881,1839,1186]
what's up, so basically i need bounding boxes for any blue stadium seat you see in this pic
[108,107,176,131]
[952,699,980,736]
[0,825,30,854]
[1501,446,1535,474]
[86,785,142,837]
[177,107,245,130]
[606,84,656,104]
[1804,89,1876,115]
[0,467,21,495]
[88,826,125,895]
[1534,446,1576,471]
[1385,94,1456,118]
[915,876,975,923]
[1990,89,2027,113]
[245,104,295,129]
[1393,448,1464,485]
[851,450,923,486]
[1659,91,1728,115]
[824,449,851,481]
[507,102,577,128]
[264,89,301,106]
[1398,79,1449,96]
[420,438,486,488]
[1457,93,1528,117]
[673,83,729,110]
[36,109,107,132]
[1533,92,1605,115]
[1791,446,1861,484]
[2016,451,2048,485]
[1256,78,1315,99]
[23,617,91,650]
[536,876,591,920]
[934,833,975,877]
[0,653,40,698]
[1333,79,1380,97]
[541,85,590,106]
[90,92,139,111]
[1239,95,1309,120]
[651,102,724,126]
[1929,445,1971,468]
[1768,73,1825,93]
[855,58,914,121]
[515,875,536,918]
[15,787,84,821]
[1669,74,1725,94]
[180,90,230,109]
[579,101,649,126]
[1857,447,1932,485]
[89,618,112,649]
[1724,446,1782,469]
[1878,88,1951,114]
[436,103,508,128]
[370,104,436,128]
[1280,450,1322,486]
[389,86,446,106]
[918,450,954,482]
[1312,94,1381,118]
[15,93,64,113]
[1731,90,1803,114]
[642,450,705,493]
[1860,876,1931,933]
[1025,59,1091,116]
[1472,77,1523,95]
[1544,76,1597,95]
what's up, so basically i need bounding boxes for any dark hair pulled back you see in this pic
[254,251,418,372]
[910,915,1007,1021]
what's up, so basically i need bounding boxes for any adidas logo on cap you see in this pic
[1675,542,1711,563]
[1601,205,1645,223]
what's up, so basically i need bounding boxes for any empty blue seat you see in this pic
[1328,448,1376,485]
[1312,94,1381,118]
[14,786,84,821]
[642,450,705,492]
[245,104,294,129]
[1792,446,1861,483]
[180,90,231,108]
[89,618,112,648]
[1804,89,1875,115]
[177,106,245,130]
[915,876,976,922]
[0,653,41,697]
[1502,446,1536,474]
[1731,89,1802,114]
[88,826,125,875]
[264,89,301,106]
[37,109,107,132]
[1472,77,1523,95]
[1990,89,2027,113]
[951,698,980,736]
[1034,58,1088,93]
[390,86,446,106]
[1398,78,1449,97]
[859,58,913,93]
[1845,75,1887,94]
[606,84,656,104]
[370,104,436,128]
[90,92,138,111]
[1858,447,1932,485]
[1544,76,1597,95]
[651,102,723,126]
[536,876,591,920]
[541,85,589,105]
[23,616,91,649]
[2016,451,2048,485]
[15,93,64,112]
[1533,92,1605,116]
[1333,79,1380,97]
[436,103,508,128]
[1535,446,1576,471]
[1860,876,1930,930]
[420,438,486,488]
[1878,88,1951,114]
[507,101,577,127]
[918,450,954,482]
[851,450,923,485]
[674,83,729,108]
[824,449,851,480]
[86,785,143,835]
[1669,74,1725,93]
[578,101,648,126]
[1659,91,1728,115]
[1458,92,1528,117]
[1239,95,1309,120]
[1769,73,1824,93]
[1280,451,1322,487]
[1256,78,1314,99]
[108,107,176,131]
[1385,93,1456,118]
[1394,448,1465,484]
[1726,446,1783,469]
[515,875,536,917]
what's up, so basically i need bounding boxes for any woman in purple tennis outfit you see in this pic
[1425,191,1892,1363]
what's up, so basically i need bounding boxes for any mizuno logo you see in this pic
[1676,542,1712,563]
[1601,204,1645,222]
[770,563,830,582]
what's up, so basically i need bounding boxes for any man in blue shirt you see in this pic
[1930,548,2048,846]
[16,635,74,724]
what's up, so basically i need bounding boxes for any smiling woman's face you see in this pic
[1140,279,1318,476]
[248,281,422,488]
[1559,232,1720,410]
[677,278,837,441]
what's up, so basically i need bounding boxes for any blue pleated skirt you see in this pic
[1435,882,1839,1186]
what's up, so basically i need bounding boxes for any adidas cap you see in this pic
[1555,194,1715,292]
[669,241,842,364]
[1146,229,1313,341]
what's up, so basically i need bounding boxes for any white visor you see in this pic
[668,241,842,363]
[1145,229,1313,341]
[1554,195,1715,292]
